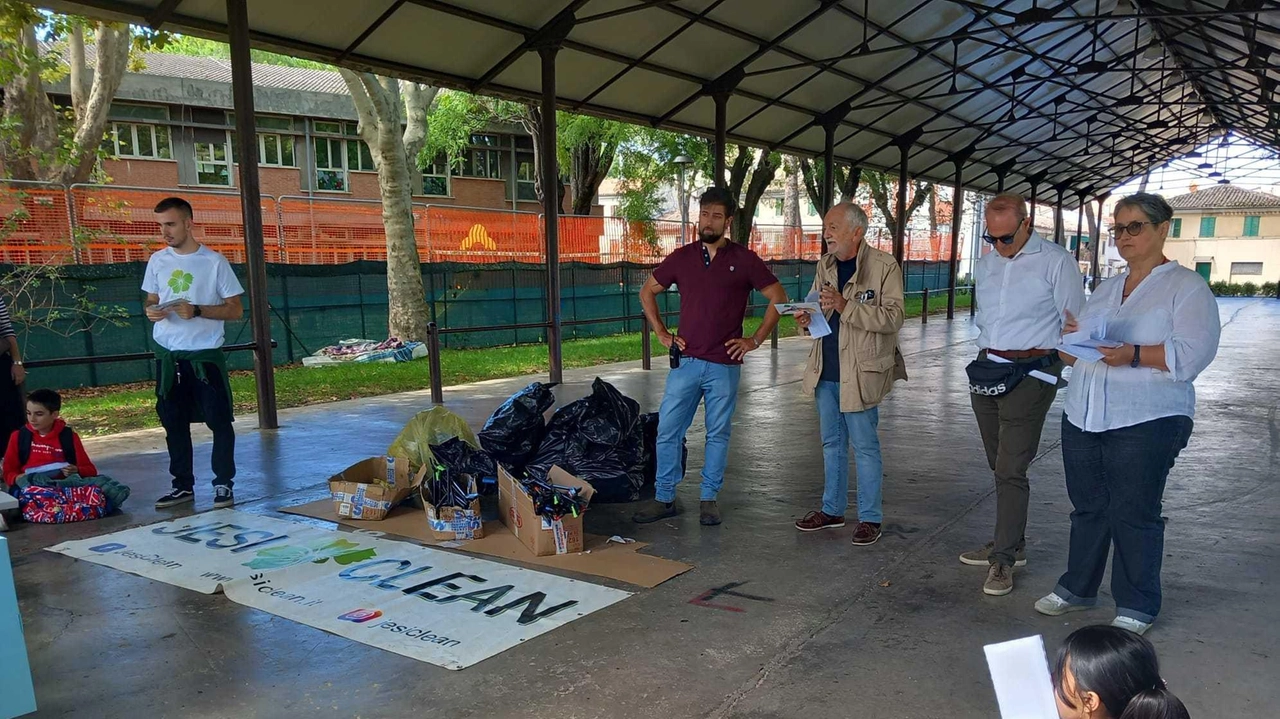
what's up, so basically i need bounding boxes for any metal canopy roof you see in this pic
[37,0,1280,200]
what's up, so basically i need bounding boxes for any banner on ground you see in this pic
[46,510,631,669]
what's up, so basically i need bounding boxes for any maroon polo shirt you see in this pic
[652,241,779,365]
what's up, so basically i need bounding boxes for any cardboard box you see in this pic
[329,456,427,521]
[497,465,595,556]
[423,476,485,541]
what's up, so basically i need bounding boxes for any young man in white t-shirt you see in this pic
[143,197,245,510]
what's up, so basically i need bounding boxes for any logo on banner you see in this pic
[338,609,384,623]
[241,537,378,571]
[90,542,126,553]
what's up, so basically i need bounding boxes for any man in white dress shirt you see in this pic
[961,192,1085,597]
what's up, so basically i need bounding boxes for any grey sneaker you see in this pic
[983,563,1014,596]
[1112,615,1153,636]
[1034,592,1095,617]
[699,501,721,526]
[960,541,1027,567]
[213,486,235,509]
[632,499,680,524]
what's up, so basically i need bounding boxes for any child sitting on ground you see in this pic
[3,388,98,487]
[1053,624,1191,719]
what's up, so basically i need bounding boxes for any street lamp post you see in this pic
[674,154,693,244]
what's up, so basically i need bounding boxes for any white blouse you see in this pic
[1063,262,1221,433]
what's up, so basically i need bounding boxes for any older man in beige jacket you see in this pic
[794,203,907,545]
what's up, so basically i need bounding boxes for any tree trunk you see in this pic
[728,145,780,245]
[60,25,130,184]
[783,156,801,228]
[568,138,616,216]
[340,70,436,342]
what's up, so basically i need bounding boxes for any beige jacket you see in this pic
[800,240,908,412]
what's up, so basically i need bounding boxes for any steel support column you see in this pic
[947,152,970,320]
[540,46,563,383]
[1091,194,1108,289]
[821,122,837,215]
[1054,185,1066,246]
[892,130,921,264]
[1074,192,1087,262]
[714,93,729,188]
[227,0,277,429]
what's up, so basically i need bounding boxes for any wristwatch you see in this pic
[193,305,203,318]
[1130,345,1141,368]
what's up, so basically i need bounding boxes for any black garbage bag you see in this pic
[429,437,498,480]
[640,412,687,491]
[478,382,556,473]
[526,378,645,503]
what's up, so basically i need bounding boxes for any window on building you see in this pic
[314,136,347,192]
[421,154,449,196]
[514,152,536,201]
[226,113,296,167]
[1171,218,1182,238]
[312,120,368,191]
[805,201,817,217]
[347,139,375,172]
[1243,215,1261,237]
[1200,215,1216,237]
[1230,262,1263,275]
[104,102,172,160]
[773,198,784,215]
[194,140,231,186]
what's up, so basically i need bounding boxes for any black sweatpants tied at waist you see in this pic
[155,357,236,491]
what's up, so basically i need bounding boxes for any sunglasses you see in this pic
[981,231,1017,245]
[1108,220,1156,239]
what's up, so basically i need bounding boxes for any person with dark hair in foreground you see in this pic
[1053,625,1191,719]
[633,186,788,527]
[145,197,245,510]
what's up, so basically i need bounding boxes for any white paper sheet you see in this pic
[777,298,831,339]
[24,462,70,475]
[984,635,1059,719]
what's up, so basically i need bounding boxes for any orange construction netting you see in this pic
[2,183,958,266]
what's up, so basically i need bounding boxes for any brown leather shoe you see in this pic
[795,510,845,532]
[851,522,882,546]
[699,501,721,526]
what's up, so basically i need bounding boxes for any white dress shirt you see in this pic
[975,232,1085,351]
[1063,262,1221,433]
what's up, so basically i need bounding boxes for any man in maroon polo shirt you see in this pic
[632,186,788,526]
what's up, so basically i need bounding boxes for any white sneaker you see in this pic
[1111,615,1153,636]
[1034,592,1095,617]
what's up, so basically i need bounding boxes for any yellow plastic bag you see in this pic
[387,406,479,470]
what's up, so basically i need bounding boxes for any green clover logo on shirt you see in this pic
[168,269,194,293]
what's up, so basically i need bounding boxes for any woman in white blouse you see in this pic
[1034,192,1221,636]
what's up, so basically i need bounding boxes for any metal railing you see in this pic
[23,341,277,370]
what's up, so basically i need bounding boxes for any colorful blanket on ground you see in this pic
[302,337,427,366]
[19,485,108,523]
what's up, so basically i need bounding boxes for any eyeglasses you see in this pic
[1108,221,1155,239]
[981,231,1017,245]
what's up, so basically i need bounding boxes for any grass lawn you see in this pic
[63,290,971,437]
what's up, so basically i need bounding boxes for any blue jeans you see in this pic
[655,358,742,502]
[815,381,883,522]
[1054,414,1194,623]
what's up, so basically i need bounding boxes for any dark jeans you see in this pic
[156,359,236,491]
[0,353,25,448]
[1054,414,1194,623]
[970,358,1063,566]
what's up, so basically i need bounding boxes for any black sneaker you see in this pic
[213,486,235,509]
[155,489,194,509]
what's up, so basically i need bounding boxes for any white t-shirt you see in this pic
[142,245,245,351]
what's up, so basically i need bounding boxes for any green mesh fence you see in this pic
[10,259,954,390]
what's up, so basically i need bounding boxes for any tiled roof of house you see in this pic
[72,45,350,96]
[1166,185,1280,211]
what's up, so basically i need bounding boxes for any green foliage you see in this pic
[611,127,711,224]
[1261,282,1277,298]
[1209,280,1229,296]
[1240,281,1259,297]
[555,112,633,168]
